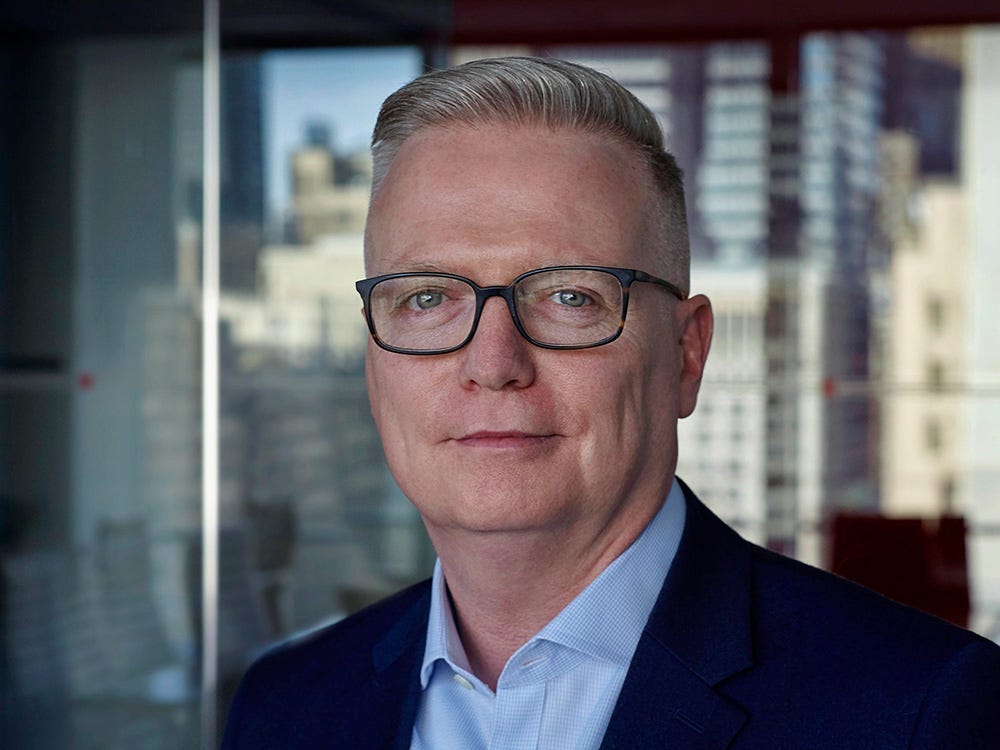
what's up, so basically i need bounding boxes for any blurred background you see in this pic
[2,1,999,747]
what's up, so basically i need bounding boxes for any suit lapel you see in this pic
[601,482,754,749]
[599,641,748,749]
[344,584,430,750]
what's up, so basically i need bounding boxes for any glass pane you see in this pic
[215,47,428,720]
[1,31,203,750]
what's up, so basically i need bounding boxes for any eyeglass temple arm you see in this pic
[633,270,687,301]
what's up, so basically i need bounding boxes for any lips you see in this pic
[454,430,554,448]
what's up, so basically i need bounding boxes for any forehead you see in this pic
[365,124,658,277]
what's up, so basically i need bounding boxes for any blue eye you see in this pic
[553,290,590,308]
[413,291,443,310]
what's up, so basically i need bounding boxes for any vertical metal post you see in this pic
[201,0,221,745]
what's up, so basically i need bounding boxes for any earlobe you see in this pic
[677,294,714,418]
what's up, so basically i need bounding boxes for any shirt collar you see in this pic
[420,479,687,688]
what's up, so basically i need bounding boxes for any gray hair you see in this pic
[369,56,689,286]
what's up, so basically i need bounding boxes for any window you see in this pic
[4,9,1000,748]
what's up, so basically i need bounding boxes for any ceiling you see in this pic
[1,0,997,47]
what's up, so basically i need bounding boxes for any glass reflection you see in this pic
[214,48,430,723]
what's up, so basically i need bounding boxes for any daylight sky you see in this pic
[263,47,421,215]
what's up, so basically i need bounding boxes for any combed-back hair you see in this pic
[369,56,690,286]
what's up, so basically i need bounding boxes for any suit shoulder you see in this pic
[240,578,431,692]
[747,541,992,660]
[222,580,431,748]
[743,543,1000,745]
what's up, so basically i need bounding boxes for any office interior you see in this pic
[2,1,1000,746]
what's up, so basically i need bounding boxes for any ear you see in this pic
[675,294,713,418]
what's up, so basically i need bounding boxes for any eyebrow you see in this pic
[396,261,454,273]
[381,258,570,277]
[370,258,459,276]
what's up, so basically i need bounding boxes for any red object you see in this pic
[830,513,970,627]
[78,372,95,390]
[822,377,837,398]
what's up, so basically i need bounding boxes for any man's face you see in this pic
[364,124,711,544]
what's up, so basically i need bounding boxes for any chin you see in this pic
[417,486,576,537]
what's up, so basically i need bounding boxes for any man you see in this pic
[223,57,1000,749]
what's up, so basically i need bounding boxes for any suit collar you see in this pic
[602,480,753,749]
[372,582,432,674]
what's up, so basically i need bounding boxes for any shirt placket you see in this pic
[490,681,546,749]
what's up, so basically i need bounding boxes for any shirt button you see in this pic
[452,674,475,690]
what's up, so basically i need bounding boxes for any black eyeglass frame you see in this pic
[355,265,688,356]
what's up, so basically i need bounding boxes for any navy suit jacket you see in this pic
[223,484,1000,748]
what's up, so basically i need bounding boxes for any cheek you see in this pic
[590,338,679,453]
[366,350,423,456]
[367,356,447,508]
[565,351,646,456]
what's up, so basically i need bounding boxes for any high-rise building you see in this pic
[221,56,267,292]
[881,178,966,516]
[961,27,1000,635]
[288,125,371,245]
[805,33,884,516]
[876,32,966,520]
[677,264,767,543]
[757,34,888,558]
[697,43,771,265]
[875,29,1000,635]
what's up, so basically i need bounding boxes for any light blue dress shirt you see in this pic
[411,479,687,749]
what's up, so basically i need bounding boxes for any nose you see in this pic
[459,296,536,391]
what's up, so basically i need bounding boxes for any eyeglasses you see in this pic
[355,265,687,355]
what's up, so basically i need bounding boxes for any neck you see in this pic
[428,500,663,689]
